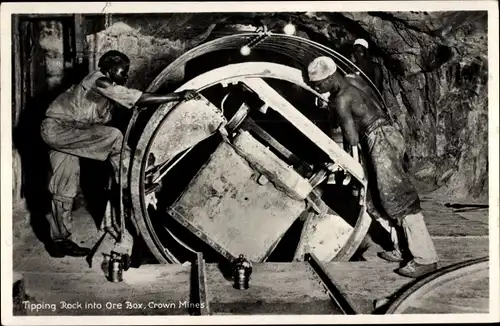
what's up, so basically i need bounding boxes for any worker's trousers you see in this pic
[367,198,439,264]
[40,118,130,241]
[362,120,438,265]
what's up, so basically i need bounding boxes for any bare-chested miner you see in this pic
[306,56,439,278]
[40,50,199,258]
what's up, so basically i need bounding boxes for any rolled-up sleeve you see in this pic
[95,84,143,109]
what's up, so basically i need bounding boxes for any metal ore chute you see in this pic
[125,32,387,264]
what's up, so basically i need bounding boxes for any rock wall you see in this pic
[337,11,488,200]
[309,11,488,200]
[85,15,215,89]
[85,12,488,200]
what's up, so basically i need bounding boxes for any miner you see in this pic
[306,56,439,278]
[351,38,383,92]
[40,50,199,258]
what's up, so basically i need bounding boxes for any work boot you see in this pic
[395,259,438,278]
[401,212,439,265]
[378,249,404,262]
[45,239,91,258]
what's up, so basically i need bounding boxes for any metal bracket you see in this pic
[241,118,313,174]
[305,189,329,216]
[168,208,237,263]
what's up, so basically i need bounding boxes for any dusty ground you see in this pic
[10,192,489,315]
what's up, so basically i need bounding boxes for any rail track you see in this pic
[179,254,490,315]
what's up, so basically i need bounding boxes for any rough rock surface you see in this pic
[86,11,488,200]
[38,20,65,91]
[331,11,488,201]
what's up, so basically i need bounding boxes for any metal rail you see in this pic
[184,255,488,315]
[305,253,361,315]
[189,252,211,316]
[146,33,387,106]
[385,256,489,314]
[189,253,360,315]
[192,252,211,316]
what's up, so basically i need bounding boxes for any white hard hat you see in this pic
[307,56,337,82]
[354,38,369,49]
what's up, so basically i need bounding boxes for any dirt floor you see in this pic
[11,193,489,316]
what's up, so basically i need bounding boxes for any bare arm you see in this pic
[333,95,359,147]
[96,77,197,107]
[136,92,181,106]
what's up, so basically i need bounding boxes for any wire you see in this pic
[220,92,230,115]
[162,225,198,254]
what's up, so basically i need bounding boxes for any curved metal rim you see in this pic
[133,64,372,264]
[385,256,489,314]
[333,208,372,261]
[146,33,387,109]
[131,100,181,263]
[175,62,366,183]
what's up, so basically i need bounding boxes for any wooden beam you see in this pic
[12,16,24,205]
[232,130,313,201]
[19,265,193,315]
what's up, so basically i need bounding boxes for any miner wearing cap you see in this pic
[351,39,383,92]
[305,56,439,278]
[40,50,199,258]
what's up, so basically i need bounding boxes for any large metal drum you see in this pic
[127,33,386,264]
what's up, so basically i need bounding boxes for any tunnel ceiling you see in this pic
[100,12,487,61]
[85,11,488,201]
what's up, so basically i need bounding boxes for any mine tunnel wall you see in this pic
[86,12,489,201]
[12,12,489,215]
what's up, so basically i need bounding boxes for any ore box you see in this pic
[168,131,308,262]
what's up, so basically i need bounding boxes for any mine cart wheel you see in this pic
[385,257,489,314]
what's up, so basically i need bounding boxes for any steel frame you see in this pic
[130,62,372,264]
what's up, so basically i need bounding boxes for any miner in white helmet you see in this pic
[351,39,383,92]
[305,56,439,278]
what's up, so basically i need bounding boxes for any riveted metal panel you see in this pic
[170,133,306,262]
